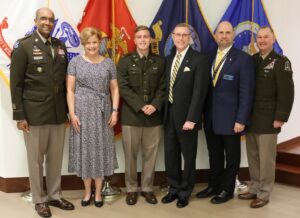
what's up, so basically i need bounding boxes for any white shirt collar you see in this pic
[217,44,232,55]
[36,30,51,44]
[176,46,189,58]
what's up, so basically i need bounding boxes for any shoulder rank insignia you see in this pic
[264,59,276,70]
[285,61,292,71]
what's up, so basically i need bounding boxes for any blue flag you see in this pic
[219,0,283,54]
[149,0,217,56]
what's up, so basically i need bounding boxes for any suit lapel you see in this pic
[215,47,236,86]
[173,47,193,88]
[259,50,276,71]
[33,31,53,58]
[166,53,175,89]
[146,53,156,69]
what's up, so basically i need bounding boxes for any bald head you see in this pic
[216,21,234,33]
[35,7,55,20]
[215,21,234,50]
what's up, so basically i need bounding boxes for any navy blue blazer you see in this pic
[204,46,255,135]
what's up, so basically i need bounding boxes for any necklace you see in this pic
[83,54,104,64]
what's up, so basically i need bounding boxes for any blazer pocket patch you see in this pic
[223,74,234,81]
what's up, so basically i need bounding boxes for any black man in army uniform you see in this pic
[10,7,74,217]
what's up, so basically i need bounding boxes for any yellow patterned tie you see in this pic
[212,51,224,86]
[169,53,182,103]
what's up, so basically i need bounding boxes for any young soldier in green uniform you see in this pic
[117,25,165,205]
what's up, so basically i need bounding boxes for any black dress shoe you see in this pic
[81,194,92,207]
[94,194,104,207]
[211,190,234,204]
[94,200,104,208]
[161,193,178,204]
[196,187,217,198]
[176,197,189,208]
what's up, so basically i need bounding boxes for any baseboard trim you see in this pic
[0,168,249,193]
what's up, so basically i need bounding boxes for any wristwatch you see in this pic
[112,108,119,112]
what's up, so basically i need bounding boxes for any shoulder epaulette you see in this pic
[18,34,32,43]
[13,34,32,49]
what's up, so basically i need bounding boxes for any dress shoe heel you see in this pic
[94,200,104,208]
[94,194,104,208]
[238,192,257,200]
[81,194,92,207]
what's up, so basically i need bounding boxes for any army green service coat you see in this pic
[10,31,68,125]
[117,51,165,127]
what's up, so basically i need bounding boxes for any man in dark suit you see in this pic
[196,21,255,204]
[10,7,74,217]
[238,26,294,208]
[161,23,210,208]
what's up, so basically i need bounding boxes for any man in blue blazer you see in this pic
[161,23,210,208]
[196,21,255,204]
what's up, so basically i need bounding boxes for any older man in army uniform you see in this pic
[117,25,165,205]
[238,26,294,208]
[10,7,74,217]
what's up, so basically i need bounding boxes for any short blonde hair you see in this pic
[135,25,150,34]
[80,27,102,45]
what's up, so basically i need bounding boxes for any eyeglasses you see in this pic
[172,33,190,38]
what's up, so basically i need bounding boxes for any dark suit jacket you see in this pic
[10,31,68,125]
[164,47,210,130]
[204,46,255,135]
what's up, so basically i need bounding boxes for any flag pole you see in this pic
[185,0,189,24]
[112,0,116,63]
[250,0,256,54]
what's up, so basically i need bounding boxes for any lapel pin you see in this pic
[35,38,39,42]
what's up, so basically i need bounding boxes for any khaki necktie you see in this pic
[212,51,224,86]
[169,53,182,103]
[45,40,54,58]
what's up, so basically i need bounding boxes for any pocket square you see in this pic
[184,66,191,72]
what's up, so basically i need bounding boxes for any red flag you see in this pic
[78,0,137,63]
[78,0,137,136]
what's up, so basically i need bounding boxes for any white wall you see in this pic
[0,0,299,178]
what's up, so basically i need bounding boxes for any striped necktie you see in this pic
[169,53,182,103]
[212,51,224,87]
